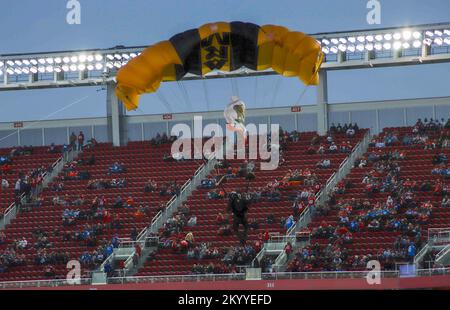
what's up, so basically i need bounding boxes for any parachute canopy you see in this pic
[116,21,324,111]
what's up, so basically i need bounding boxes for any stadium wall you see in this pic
[1,96,449,148]
[13,275,450,291]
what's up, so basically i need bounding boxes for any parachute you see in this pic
[116,21,324,111]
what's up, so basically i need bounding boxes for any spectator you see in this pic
[109,162,125,174]
[77,131,85,151]
[69,132,77,149]
[187,216,197,227]
[1,178,8,190]
[442,196,450,208]
[316,159,331,169]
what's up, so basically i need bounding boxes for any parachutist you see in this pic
[228,191,252,245]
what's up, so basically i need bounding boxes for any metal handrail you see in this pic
[1,267,449,289]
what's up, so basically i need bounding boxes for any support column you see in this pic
[317,69,329,136]
[106,82,127,146]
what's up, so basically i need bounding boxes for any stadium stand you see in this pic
[136,128,367,276]
[0,140,203,281]
[286,122,450,273]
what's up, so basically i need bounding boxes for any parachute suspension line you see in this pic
[254,76,258,106]
[179,81,193,110]
[202,79,211,111]
[0,93,94,144]
[156,90,173,113]
[294,71,319,106]
[176,81,190,110]
[170,82,184,108]
[231,77,240,98]
[270,76,282,107]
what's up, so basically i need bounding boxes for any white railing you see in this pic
[99,153,218,276]
[415,227,450,267]
[0,147,79,230]
[1,266,449,289]
[107,273,246,285]
[0,278,92,289]
[251,130,372,271]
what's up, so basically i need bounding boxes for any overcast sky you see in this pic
[0,0,449,122]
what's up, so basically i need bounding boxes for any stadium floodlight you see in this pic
[402,42,410,49]
[444,30,450,36]
[384,33,393,41]
[357,36,365,43]
[0,70,3,76]
[322,46,330,54]
[30,67,38,74]
[114,54,122,60]
[87,55,94,62]
[14,68,22,74]
[71,56,78,63]
[365,43,374,51]
[444,37,450,45]
[425,30,434,37]
[383,42,392,50]
[338,44,347,52]
[338,38,347,44]
[46,66,54,73]
[330,46,338,54]
[14,60,23,66]
[95,54,103,61]
[78,64,86,71]
[375,34,383,41]
[54,57,62,64]
[63,57,70,63]
[424,38,433,46]
[130,53,138,58]
[347,44,356,53]
[0,61,3,67]
[374,42,383,51]
[78,55,87,63]
[366,35,374,42]
[393,33,402,40]
[87,64,94,71]
[413,31,422,39]
[70,64,78,71]
[321,38,330,45]
[23,59,30,66]
[113,61,122,68]
[95,63,103,70]
[6,68,14,75]
[62,65,70,72]
[38,66,46,73]
[7,60,14,66]
[434,37,443,45]
[38,58,46,65]
[393,41,402,50]
[413,40,422,48]
[331,38,339,45]
[348,37,356,43]
[356,44,365,52]
[106,62,114,69]
[46,58,54,64]
[122,54,130,60]
[402,31,412,40]
[22,67,29,74]
[54,67,62,73]
[435,30,443,37]
[106,54,114,61]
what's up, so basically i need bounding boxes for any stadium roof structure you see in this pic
[0,22,449,91]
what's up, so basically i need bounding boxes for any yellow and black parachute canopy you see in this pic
[116,21,324,111]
